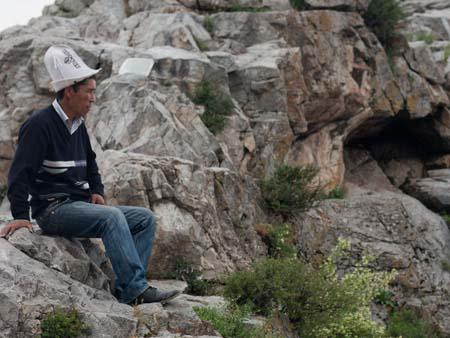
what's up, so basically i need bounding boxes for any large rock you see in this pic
[28,16,82,39]
[379,158,424,188]
[287,124,346,190]
[43,0,95,18]
[88,74,222,167]
[145,46,228,93]
[209,11,287,51]
[304,0,369,11]
[133,282,223,337]
[118,12,211,51]
[404,42,446,85]
[126,0,187,15]
[0,214,226,337]
[7,223,114,292]
[162,294,223,336]
[405,10,450,41]
[177,0,291,11]
[230,42,303,122]
[344,146,399,196]
[243,110,294,178]
[402,169,450,212]
[0,227,137,337]
[0,109,14,186]
[99,150,266,278]
[75,0,129,42]
[298,192,450,335]
[400,0,450,15]
[286,10,387,136]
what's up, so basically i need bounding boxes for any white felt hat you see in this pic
[44,45,101,92]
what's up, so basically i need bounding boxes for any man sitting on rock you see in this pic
[0,45,179,305]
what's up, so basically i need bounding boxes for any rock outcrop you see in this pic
[0,215,222,338]
[1,0,450,336]
[299,192,450,334]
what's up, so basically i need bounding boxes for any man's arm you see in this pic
[0,220,32,237]
[84,126,105,203]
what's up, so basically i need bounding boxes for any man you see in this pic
[0,45,179,305]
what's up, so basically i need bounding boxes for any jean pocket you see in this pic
[37,199,71,235]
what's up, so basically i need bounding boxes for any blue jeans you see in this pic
[36,199,156,304]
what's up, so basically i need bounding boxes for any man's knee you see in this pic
[134,207,157,227]
[102,207,127,229]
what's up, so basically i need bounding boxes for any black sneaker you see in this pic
[129,286,180,305]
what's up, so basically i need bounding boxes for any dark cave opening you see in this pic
[343,109,450,208]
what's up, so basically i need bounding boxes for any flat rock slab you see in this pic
[402,169,450,212]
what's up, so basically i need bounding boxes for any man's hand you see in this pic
[0,220,33,238]
[91,193,105,205]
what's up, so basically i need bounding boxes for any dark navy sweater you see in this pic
[7,105,104,220]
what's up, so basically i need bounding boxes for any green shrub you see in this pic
[257,223,297,259]
[326,186,345,199]
[386,308,442,338]
[374,289,398,310]
[40,307,90,338]
[260,164,323,215]
[200,111,227,135]
[203,15,214,34]
[289,0,306,10]
[168,259,218,296]
[194,304,278,338]
[415,31,434,44]
[363,0,406,48]
[192,81,234,134]
[224,240,395,338]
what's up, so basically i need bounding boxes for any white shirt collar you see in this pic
[52,99,84,135]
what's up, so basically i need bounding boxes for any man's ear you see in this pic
[64,86,74,99]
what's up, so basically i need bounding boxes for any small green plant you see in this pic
[375,289,398,310]
[194,304,277,338]
[440,212,450,224]
[203,15,214,34]
[387,50,397,74]
[224,239,395,338]
[415,31,434,44]
[256,223,297,259]
[326,186,345,199]
[363,0,406,48]
[444,44,450,63]
[194,37,208,51]
[441,259,450,273]
[260,164,323,215]
[169,259,218,296]
[289,0,306,10]
[192,81,234,134]
[40,307,91,338]
[386,308,442,338]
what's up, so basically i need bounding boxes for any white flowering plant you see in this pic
[224,238,396,338]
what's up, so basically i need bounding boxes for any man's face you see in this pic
[68,79,96,119]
